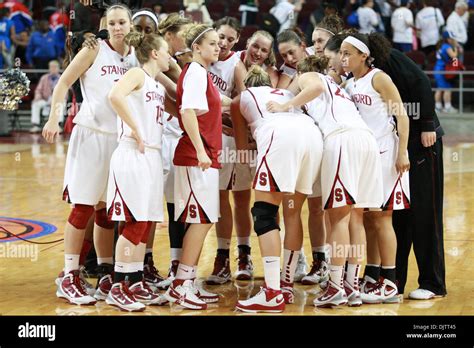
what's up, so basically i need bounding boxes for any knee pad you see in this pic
[251,201,280,236]
[122,221,150,245]
[95,208,115,229]
[68,204,94,229]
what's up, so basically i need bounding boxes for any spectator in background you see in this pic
[0,7,16,68]
[183,0,213,25]
[239,0,259,26]
[29,60,62,133]
[391,0,414,52]
[434,31,459,113]
[270,0,304,34]
[416,0,445,56]
[376,0,396,38]
[447,0,468,60]
[153,2,168,22]
[14,30,29,66]
[357,0,380,34]
[26,19,59,69]
[307,2,337,45]
[49,8,69,58]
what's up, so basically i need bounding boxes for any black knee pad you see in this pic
[251,201,280,236]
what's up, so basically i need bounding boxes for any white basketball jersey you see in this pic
[209,51,241,97]
[305,73,369,139]
[74,40,139,134]
[118,70,165,149]
[163,113,182,138]
[240,86,305,136]
[345,68,396,140]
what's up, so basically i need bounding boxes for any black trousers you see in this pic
[392,137,446,295]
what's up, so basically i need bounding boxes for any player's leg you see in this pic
[233,189,254,281]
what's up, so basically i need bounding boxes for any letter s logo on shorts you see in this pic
[395,191,402,205]
[335,188,343,202]
[259,172,268,186]
[189,204,197,219]
[114,202,122,215]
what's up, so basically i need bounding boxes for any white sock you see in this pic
[329,264,344,288]
[346,263,361,289]
[145,248,153,255]
[170,248,182,261]
[325,244,332,262]
[64,254,80,274]
[176,263,194,280]
[217,238,231,250]
[97,257,113,265]
[282,249,300,284]
[263,256,281,290]
[115,261,134,274]
[237,237,250,246]
[131,262,144,272]
[435,102,443,109]
[191,266,197,279]
[444,102,452,109]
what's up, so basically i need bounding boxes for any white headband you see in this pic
[343,36,370,56]
[191,28,213,49]
[132,11,159,29]
[314,27,335,36]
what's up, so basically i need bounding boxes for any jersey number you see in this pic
[189,204,197,219]
[335,87,350,101]
[270,89,284,96]
[156,106,164,125]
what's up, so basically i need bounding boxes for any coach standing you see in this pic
[376,47,446,300]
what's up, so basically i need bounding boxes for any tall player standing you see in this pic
[43,4,138,305]
[206,17,253,285]
[341,34,410,303]
[165,24,229,310]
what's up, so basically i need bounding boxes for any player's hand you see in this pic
[396,152,410,174]
[197,151,212,171]
[222,125,234,137]
[83,36,99,50]
[42,120,60,143]
[131,130,145,154]
[421,132,436,148]
[266,101,287,113]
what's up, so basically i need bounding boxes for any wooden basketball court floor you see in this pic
[1,128,473,316]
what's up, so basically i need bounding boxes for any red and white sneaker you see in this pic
[192,280,219,303]
[94,274,113,301]
[235,253,253,281]
[313,281,348,308]
[105,281,146,312]
[280,280,294,304]
[343,281,362,307]
[236,286,285,313]
[56,270,97,305]
[165,279,207,310]
[144,258,166,288]
[359,275,378,294]
[129,281,169,306]
[55,267,95,296]
[361,278,401,304]
[206,254,231,285]
[156,260,179,290]
[302,260,329,285]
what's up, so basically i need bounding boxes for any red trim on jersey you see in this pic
[252,132,281,192]
[220,51,236,62]
[325,79,337,122]
[62,186,71,203]
[105,39,133,56]
[246,89,263,118]
[107,174,134,222]
[324,149,356,209]
[356,67,374,81]
[177,168,211,223]
[120,120,124,139]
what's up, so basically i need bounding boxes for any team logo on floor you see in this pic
[0,217,57,243]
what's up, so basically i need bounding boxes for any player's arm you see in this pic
[164,59,182,83]
[108,68,146,152]
[164,95,178,117]
[267,72,324,112]
[234,60,247,94]
[373,72,410,174]
[155,72,177,100]
[42,45,99,143]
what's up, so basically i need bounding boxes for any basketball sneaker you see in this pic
[362,278,401,304]
[235,252,253,281]
[343,280,362,307]
[280,280,294,304]
[165,279,207,310]
[94,274,113,301]
[56,270,97,305]
[129,281,169,306]
[55,267,95,296]
[408,288,442,300]
[105,281,146,312]
[192,280,220,303]
[294,252,308,283]
[313,280,348,308]
[144,257,166,287]
[236,286,285,313]
[206,254,231,285]
[301,259,329,285]
[360,275,378,294]
[156,260,179,290]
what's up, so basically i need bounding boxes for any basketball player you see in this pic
[106,32,172,311]
[164,24,229,310]
[341,34,410,303]
[233,66,323,312]
[43,4,138,305]
[206,17,253,285]
[267,55,384,307]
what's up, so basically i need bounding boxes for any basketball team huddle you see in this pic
[42,4,412,313]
